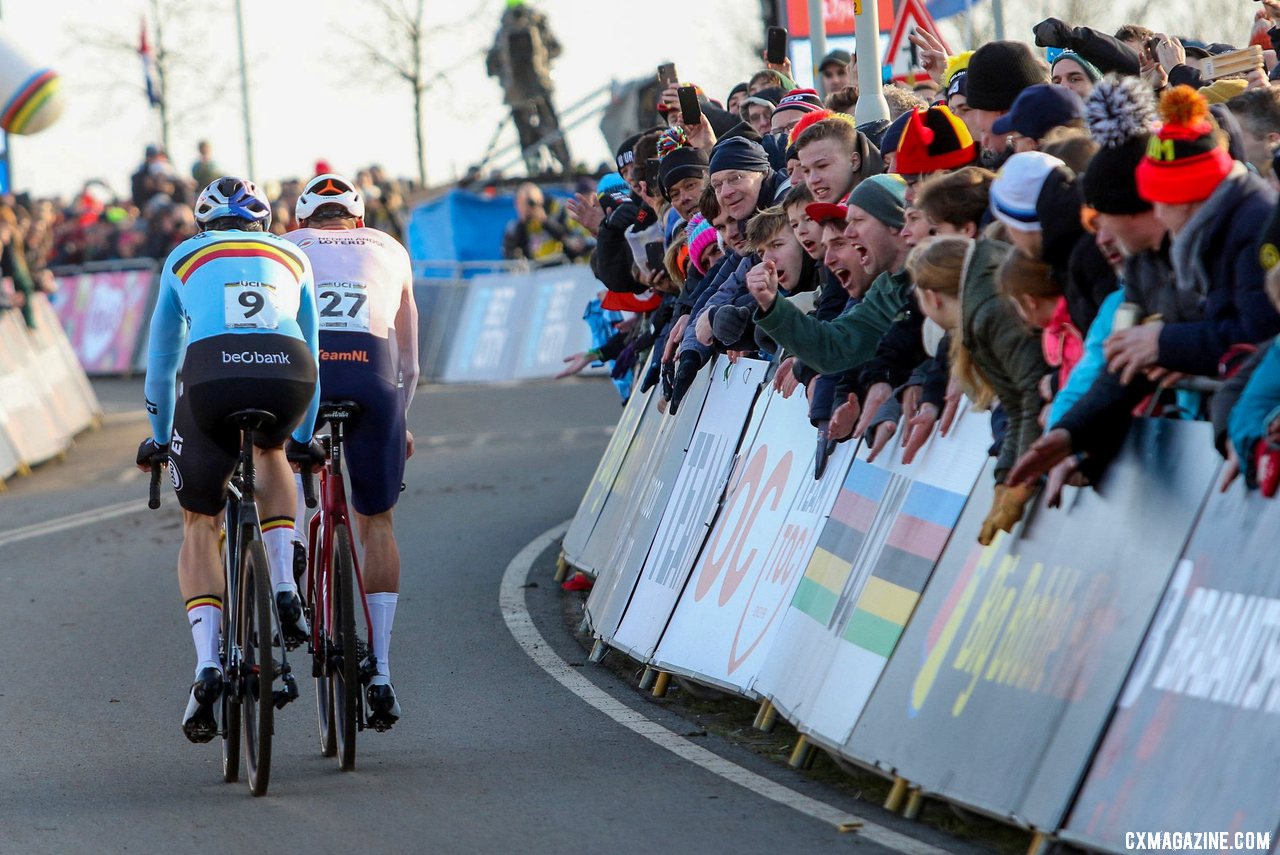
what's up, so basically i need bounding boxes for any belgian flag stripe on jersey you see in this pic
[174,241,305,284]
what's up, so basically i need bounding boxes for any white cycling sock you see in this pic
[186,595,222,676]
[292,475,309,549]
[262,517,297,595]
[366,592,398,681]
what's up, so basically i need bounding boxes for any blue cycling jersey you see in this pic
[144,229,321,444]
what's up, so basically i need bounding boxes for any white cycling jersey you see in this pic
[284,226,419,412]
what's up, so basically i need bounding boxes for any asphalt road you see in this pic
[0,378,983,854]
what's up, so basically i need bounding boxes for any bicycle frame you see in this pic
[306,416,375,678]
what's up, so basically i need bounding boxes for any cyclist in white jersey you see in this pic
[285,173,418,728]
[136,177,323,742]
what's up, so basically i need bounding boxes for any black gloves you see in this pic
[711,305,753,348]
[285,437,326,468]
[1032,17,1073,48]
[668,351,702,414]
[136,437,169,467]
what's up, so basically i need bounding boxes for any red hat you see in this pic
[893,106,977,176]
[805,202,848,225]
[1136,86,1233,205]
[602,290,663,312]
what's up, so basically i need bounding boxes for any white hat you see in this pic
[990,151,1065,233]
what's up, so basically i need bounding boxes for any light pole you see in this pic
[234,0,256,179]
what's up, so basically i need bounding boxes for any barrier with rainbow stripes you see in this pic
[559,355,1280,853]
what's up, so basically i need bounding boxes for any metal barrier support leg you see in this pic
[1026,832,1053,855]
[903,787,924,820]
[752,699,771,730]
[588,639,607,664]
[554,551,569,583]
[883,776,910,812]
[759,701,779,733]
[638,667,657,691]
[788,736,815,769]
[651,671,671,698]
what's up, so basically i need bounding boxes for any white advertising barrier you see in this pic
[599,358,766,657]
[651,388,853,694]
[753,404,990,749]
[0,315,24,480]
[0,309,69,466]
[561,380,654,568]
[439,266,600,384]
[28,295,98,434]
[572,380,680,580]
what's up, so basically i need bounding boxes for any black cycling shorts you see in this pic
[318,332,406,517]
[169,334,316,516]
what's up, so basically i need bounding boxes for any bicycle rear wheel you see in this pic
[242,536,274,796]
[314,533,337,757]
[331,523,359,771]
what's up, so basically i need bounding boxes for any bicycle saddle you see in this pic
[226,408,278,431]
[319,400,362,424]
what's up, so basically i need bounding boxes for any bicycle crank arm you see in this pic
[273,673,299,710]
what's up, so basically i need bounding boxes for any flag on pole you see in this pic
[139,17,162,108]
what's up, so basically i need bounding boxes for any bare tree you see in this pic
[352,0,486,187]
[69,0,233,154]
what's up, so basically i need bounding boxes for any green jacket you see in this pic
[753,267,913,376]
[962,240,1050,481]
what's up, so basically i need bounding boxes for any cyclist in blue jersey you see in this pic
[136,177,324,743]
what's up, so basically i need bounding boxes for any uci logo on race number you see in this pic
[224,281,280,330]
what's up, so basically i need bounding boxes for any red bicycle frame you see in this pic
[306,438,374,662]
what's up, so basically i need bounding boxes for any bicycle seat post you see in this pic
[227,409,278,504]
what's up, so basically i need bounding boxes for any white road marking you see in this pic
[0,498,152,548]
[500,521,949,854]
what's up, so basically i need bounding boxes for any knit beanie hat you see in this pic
[773,88,825,119]
[615,131,644,172]
[1136,86,1233,205]
[879,109,914,157]
[943,52,974,88]
[708,136,772,175]
[945,70,968,102]
[894,105,978,174]
[965,41,1048,112]
[686,214,719,274]
[990,151,1066,232]
[1051,50,1102,83]
[1081,75,1156,215]
[847,174,908,230]
[596,172,628,198]
[659,146,709,197]
[727,82,749,104]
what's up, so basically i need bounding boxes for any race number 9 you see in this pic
[318,284,371,331]
[224,282,280,329]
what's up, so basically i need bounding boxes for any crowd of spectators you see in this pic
[557,1,1280,546]
[0,140,415,327]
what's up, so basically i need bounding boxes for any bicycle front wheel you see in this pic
[242,536,274,796]
[332,523,359,771]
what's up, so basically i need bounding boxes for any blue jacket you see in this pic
[1229,335,1280,464]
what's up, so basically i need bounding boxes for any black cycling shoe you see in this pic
[182,667,223,744]
[275,589,310,650]
[366,682,401,732]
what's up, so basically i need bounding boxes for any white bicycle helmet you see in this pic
[194,176,272,229]
[295,173,365,221]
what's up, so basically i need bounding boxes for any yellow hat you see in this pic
[1198,78,1248,105]
[943,51,974,87]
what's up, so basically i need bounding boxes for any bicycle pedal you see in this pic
[272,674,299,710]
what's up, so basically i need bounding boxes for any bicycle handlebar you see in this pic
[300,465,317,509]
[148,455,168,509]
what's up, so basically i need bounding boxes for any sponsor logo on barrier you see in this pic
[911,544,1117,718]
[320,349,370,363]
[1124,831,1271,850]
[695,444,793,606]
[221,350,292,365]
